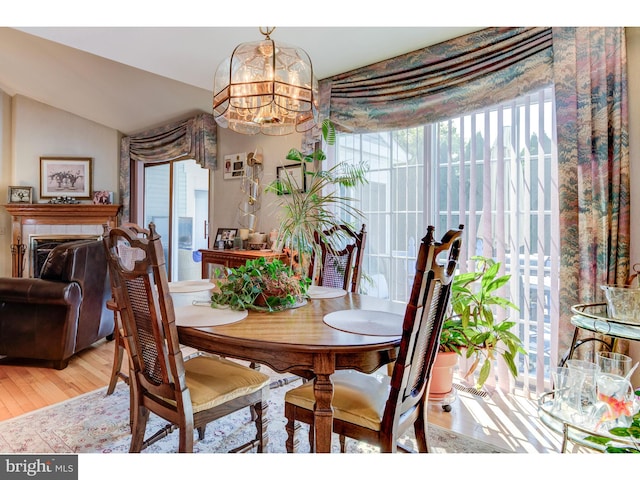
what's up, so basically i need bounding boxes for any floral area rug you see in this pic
[0,368,507,454]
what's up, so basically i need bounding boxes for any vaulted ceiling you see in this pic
[0,26,482,134]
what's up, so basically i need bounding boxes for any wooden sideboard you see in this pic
[3,203,121,277]
[199,248,288,278]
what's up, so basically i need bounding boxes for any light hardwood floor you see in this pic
[0,338,565,453]
[0,338,114,421]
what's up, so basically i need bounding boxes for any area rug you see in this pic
[0,369,506,454]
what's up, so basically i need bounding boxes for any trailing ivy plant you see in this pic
[211,257,310,312]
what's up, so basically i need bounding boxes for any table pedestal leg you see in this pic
[312,355,334,453]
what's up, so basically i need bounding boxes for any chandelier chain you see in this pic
[259,27,275,39]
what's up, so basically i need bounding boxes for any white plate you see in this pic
[174,304,247,327]
[168,280,215,294]
[307,286,348,299]
[323,309,403,336]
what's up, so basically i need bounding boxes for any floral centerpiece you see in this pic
[211,257,310,312]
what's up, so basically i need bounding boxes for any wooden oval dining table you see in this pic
[176,292,405,453]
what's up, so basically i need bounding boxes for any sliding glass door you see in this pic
[333,86,558,394]
[143,159,209,281]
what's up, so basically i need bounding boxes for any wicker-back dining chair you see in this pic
[308,223,367,293]
[285,224,463,453]
[102,222,270,453]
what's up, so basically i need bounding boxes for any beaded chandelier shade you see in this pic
[213,27,319,136]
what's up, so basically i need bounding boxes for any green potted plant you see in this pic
[436,255,526,390]
[430,317,467,397]
[266,119,368,278]
[211,257,310,312]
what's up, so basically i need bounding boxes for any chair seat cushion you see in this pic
[285,370,390,431]
[181,356,270,413]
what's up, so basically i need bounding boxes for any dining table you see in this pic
[175,288,405,453]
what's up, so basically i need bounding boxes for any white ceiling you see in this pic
[0,26,482,135]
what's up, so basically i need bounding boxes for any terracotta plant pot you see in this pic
[430,351,459,395]
[253,289,288,307]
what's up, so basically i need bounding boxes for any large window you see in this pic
[333,86,559,394]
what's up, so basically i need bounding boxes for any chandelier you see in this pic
[213,27,319,136]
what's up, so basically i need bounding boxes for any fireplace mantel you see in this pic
[3,203,121,277]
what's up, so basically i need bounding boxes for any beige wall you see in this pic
[11,95,120,195]
[213,128,304,243]
[0,90,12,275]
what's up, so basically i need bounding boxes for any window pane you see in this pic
[144,163,170,267]
[143,160,209,281]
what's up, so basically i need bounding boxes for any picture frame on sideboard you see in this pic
[215,228,238,249]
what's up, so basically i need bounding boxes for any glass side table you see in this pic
[562,303,640,364]
[538,391,638,453]
[543,303,640,452]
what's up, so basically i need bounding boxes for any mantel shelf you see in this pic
[3,203,121,220]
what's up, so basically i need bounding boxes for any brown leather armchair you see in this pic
[0,239,113,369]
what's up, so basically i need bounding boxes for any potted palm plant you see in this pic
[266,119,368,278]
[435,255,526,391]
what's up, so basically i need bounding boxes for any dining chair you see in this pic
[105,222,153,396]
[285,224,463,453]
[105,223,203,396]
[308,223,367,293]
[103,222,270,453]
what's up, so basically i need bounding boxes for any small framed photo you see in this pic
[215,227,238,249]
[276,163,306,194]
[223,153,247,180]
[8,186,33,203]
[40,156,93,199]
[93,190,113,205]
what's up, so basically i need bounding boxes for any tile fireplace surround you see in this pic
[3,203,120,277]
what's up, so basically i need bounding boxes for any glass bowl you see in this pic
[600,284,640,323]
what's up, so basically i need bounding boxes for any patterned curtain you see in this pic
[553,27,631,358]
[119,113,217,222]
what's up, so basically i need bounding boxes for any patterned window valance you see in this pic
[119,113,217,221]
[317,27,553,134]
